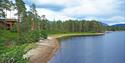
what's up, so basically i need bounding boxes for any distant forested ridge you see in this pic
[106,24,125,31]
[112,24,125,27]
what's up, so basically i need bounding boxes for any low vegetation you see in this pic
[0,30,47,63]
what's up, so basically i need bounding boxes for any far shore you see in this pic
[25,32,104,63]
[48,32,104,39]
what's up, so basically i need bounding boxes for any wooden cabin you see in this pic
[0,19,17,30]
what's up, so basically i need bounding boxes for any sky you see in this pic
[8,0,125,25]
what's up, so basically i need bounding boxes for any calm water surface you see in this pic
[49,31,125,63]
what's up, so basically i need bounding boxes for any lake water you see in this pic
[49,31,125,63]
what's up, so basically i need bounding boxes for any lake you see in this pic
[49,31,125,63]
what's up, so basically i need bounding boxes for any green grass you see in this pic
[48,32,104,38]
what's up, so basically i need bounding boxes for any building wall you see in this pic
[0,19,17,30]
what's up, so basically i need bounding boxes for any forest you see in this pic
[0,0,125,63]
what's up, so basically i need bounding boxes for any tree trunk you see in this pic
[31,17,34,31]
[6,9,7,18]
[17,14,20,33]
[10,10,11,18]
[24,16,27,32]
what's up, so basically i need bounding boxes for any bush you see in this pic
[16,30,48,44]
[40,30,47,39]
[0,30,19,46]
[0,43,36,63]
[0,30,47,63]
[0,44,28,63]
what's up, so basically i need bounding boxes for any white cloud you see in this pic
[30,0,122,16]
[36,8,76,21]
[83,16,99,20]
[61,0,121,16]
[80,16,125,25]
[107,16,125,21]
[105,16,125,25]
[6,4,30,19]
[32,0,124,22]
[6,10,17,19]
[25,4,30,11]
[32,0,78,7]
[109,22,125,25]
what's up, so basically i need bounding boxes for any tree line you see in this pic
[43,20,105,34]
[0,0,125,34]
[106,26,125,31]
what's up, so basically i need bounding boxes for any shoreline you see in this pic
[25,33,104,63]
[23,38,60,63]
[48,32,104,39]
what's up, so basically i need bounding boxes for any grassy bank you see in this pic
[48,32,104,39]
[0,30,46,63]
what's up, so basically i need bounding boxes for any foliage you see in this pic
[15,0,26,14]
[0,0,13,18]
[0,30,19,46]
[22,30,47,43]
[0,44,36,63]
[0,30,46,63]
[106,26,125,31]
[46,20,105,34]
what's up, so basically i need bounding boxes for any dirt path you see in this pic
[23,38,59,63]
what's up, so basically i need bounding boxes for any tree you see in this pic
[9,1,15,18]
[30,3,37,31]
[0,0,12,18]
[15,0,26,33]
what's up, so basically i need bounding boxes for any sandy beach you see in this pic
[23,38,59,63]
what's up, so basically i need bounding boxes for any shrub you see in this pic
[26,30,48,42]
[40,30,47,39]
[0,44,28,63]
[0,30,47,63]
[16,30,48,44]
[0,30,19,46]
[0,43,36,63]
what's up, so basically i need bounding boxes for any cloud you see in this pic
[6,10,17,19]
[36,4,65,11]
[31,0,78,7]
[83,16,100,20]
[9,0,125,25]
[61,0,122,17]
[36,8,76,21]
[23,0,124,17]
[81,16,125,25]
[106,16,125,21]
[105,16,125,25]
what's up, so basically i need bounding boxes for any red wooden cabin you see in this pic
[0,19,17,30]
